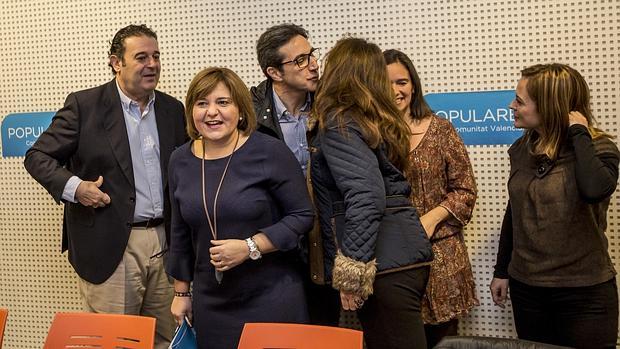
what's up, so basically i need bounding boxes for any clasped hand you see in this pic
[340,291,365,311]
[489,278,509,309]
[209,239,249,272]
[568,111,588,127]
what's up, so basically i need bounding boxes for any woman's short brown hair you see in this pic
[185,67,256,140]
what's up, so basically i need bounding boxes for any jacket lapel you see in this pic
[102,80,135,187]
[155,92,174,188]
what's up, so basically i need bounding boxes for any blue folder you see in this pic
[169,317,197,349]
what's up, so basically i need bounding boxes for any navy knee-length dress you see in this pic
[166,132,313,349]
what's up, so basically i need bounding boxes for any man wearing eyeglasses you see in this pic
[251,23,340,327]
[252,23,319,174]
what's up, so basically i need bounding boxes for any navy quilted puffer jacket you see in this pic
[310,121,433,284]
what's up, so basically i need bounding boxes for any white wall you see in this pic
[1,0,618,347]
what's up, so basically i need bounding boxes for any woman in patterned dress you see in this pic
[384,49,479,348]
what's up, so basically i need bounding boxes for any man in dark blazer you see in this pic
[24,24,187,349]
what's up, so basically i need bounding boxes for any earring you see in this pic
[239,116,244,121]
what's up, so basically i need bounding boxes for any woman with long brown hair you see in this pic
[310,37,433,349]
[384,49,478,348]
[490,63,619,348]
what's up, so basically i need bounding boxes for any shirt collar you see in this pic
[116,80,156,111]
[272,90,311,121]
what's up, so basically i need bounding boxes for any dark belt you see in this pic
[132,218,164,228]
[332,195,410,214]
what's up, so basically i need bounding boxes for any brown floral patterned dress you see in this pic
[406,115,479,324]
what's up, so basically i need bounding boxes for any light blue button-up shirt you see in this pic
[273,91,311,173]
[61,83,163,222]
[117,84,163,222]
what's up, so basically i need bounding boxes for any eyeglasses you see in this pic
[279,48,320,69]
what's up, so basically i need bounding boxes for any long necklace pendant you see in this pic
[202,135,239,288]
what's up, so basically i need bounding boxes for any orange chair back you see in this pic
[43,312,156,349]
[237,322,363,349]
[0,308,7,349]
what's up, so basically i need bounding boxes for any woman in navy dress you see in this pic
[166,67,313,349]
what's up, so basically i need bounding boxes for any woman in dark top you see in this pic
[310,37,433,349]
[490,63,619,349]
[166,67,313,349]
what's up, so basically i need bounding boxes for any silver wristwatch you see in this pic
[245,237,262,260]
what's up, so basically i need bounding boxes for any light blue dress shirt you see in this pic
[272,90,311,173]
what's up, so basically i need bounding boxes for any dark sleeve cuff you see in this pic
[568,124,590,138]
[165,252,194,282]
[493,202,513,279]
[493,268,510,279]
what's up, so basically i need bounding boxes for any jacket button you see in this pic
[537,166,545,174]
[129,197,135,202]
[266,108,271,112]
[312,274,318,280]
[126,222,132,228]
[263,115,268,119]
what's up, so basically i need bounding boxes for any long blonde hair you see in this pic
[521,63,609,159]
[312,37,410,172]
